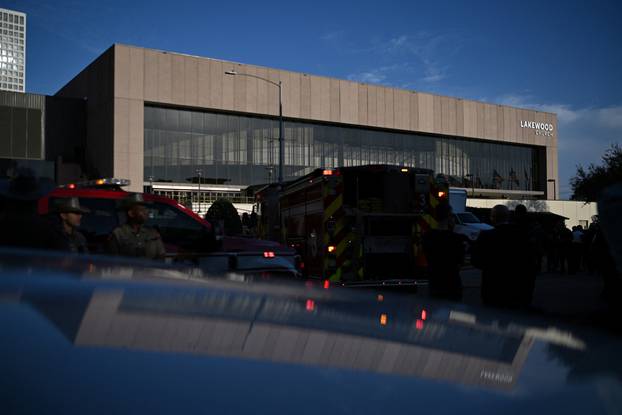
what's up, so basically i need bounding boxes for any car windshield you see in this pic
[457,212,481,224]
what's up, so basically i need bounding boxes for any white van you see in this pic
[449,188,493,244]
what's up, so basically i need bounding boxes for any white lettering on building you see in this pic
[520,120,554,137]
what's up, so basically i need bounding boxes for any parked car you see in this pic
[0,248,620,414]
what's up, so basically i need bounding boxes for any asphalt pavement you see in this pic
[450,266,617,332]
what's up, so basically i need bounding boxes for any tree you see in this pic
[206,198,242,235]
[571,144,622,202]
[506,199,549,212]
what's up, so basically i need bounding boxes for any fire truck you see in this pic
[255,165,449,283]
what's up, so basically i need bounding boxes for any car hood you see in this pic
[0,249,621,414]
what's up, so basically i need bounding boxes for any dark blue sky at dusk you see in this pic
[3,0,621,198]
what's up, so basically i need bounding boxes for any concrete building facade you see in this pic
[0,7,26,93]
[56,44,559,200]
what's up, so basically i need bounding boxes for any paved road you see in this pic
[455,266,615,330]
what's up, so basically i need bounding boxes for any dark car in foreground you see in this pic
[1,249,621,414]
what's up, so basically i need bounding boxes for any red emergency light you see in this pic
[416,319,424,330]
[323,280,330,289]
[263,251,275,258]
[306,299,315,312]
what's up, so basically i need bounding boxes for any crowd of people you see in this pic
[423,201,620,309]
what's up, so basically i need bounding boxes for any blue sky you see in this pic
[4,0,621,198]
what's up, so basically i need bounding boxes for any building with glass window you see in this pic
[55,44,558,202]
[0,8,26,93]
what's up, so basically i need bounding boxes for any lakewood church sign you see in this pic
[520,120,554,137]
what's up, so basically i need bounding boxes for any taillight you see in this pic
[263,251,275,258]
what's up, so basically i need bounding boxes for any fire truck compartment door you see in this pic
[363,236,411,254]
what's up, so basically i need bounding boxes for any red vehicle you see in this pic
[38,178,299,274]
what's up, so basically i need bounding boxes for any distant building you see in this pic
[0,90,86,182]
[55,44,559,203]
[0,7,26,93]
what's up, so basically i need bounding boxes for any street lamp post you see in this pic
[225,70,284,185]
[547,179,556,200]
[465,173,474,197]
[196,168,203,213]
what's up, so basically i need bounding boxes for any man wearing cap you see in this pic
[50,197,89,254]
[106,193,166,260]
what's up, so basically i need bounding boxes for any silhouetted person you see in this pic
[49,197,90,254]
[514,204,544,274]
[0,168,57,250]
[471,205,537,308]
[569,225,584,273]
[106,193,165,260]
[423,203,464,301]
[558,224,573,274]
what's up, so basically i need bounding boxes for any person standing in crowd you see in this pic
[0,168,57,250]
[570,225,585,273]
[471,205,537,308]
[513,204,545,274]
[106,193,165,260]
[558,223,573,274]
[422,203,464,301]
[50,197,89,254]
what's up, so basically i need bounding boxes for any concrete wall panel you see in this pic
[456,100,464,136]
[394,89,410,131]
[384,88,394,129]
[184,57,198,107]
[357,84,368,125]
[157,52,172,103]
[143,50,159,103]
[208,60,223,110]
[409,92,419,131]
[329,79,340,122]
[300,73,311,119]
[197,58,210,108]
[129,47,144,100]
[287,72,302,119]
[367,85,378,126]
[339,80,358,125]
[114,45,130,99]
[375,86,386,128]
[433,95,442,133]
[171,54,185,104]
[418,93,434,133]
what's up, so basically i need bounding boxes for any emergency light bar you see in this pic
[61,178,131,189]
